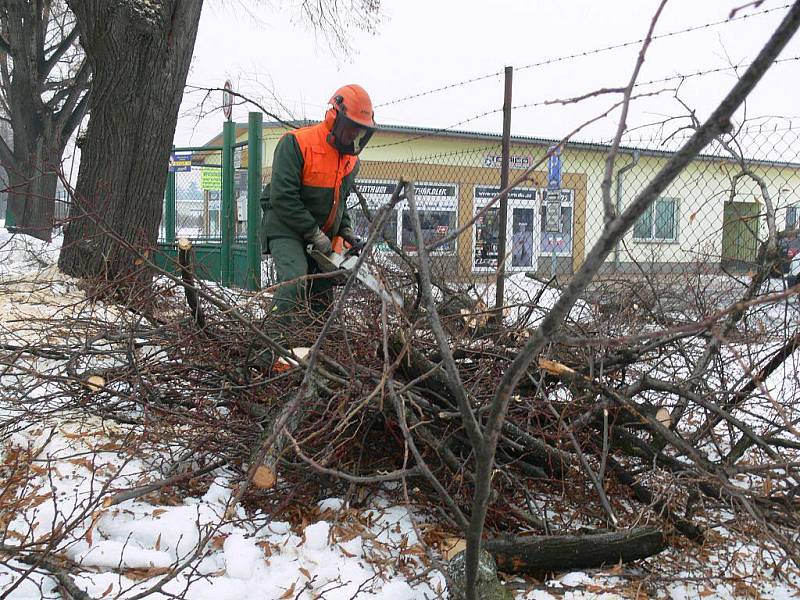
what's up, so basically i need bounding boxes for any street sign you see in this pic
[547,145,562,191]
[222,79,233,121]
[169,151,192,172]
[544,190,562,233]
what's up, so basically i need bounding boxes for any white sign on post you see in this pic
[222,79,233,121]
[544,190,562,233]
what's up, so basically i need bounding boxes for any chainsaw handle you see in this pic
[345,239,366,256]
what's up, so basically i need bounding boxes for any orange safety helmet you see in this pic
[325,84,376,155]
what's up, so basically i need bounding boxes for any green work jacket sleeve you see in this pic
[337,159,360,235]
[270,133,317,237]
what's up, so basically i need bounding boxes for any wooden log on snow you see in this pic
[485,527,667,574]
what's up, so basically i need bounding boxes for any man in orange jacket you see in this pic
[261,85,376,319]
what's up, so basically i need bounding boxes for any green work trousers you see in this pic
[269,236,335,319]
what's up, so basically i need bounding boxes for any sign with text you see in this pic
[544,189,562,233]
[414,183,457,197]
[200,167,222,190]
[483,154,533,170]
[169,151,192,172]
[474,186,536,201]
[547,145,562,190]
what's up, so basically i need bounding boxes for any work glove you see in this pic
[338,227,365,251]
[305,227,332,255]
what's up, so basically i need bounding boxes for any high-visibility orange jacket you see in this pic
[261,120,359,246]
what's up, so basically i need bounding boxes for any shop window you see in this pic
[473,185,537,271]
[347,180,399,251]
[634,197,678,242]
[401,184,458,254]
[512,207,536,268]
[474,206,500,269]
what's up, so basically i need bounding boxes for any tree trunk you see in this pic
[6,142,60,242]
[1,1,83,242]
[58,0,203,284]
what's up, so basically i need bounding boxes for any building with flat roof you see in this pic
[201,119,800,278]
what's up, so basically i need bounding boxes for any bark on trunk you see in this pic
[6,146,59,242]
[485,527,667,574]
[58,0,203,283]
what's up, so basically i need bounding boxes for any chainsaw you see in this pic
[307,236,403,307]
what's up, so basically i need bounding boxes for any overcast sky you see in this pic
[174,0,800,151]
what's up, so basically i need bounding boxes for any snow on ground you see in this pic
[1,417,447,599]
[0,226,62,278]
[1,225,800,599]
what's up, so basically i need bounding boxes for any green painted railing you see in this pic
[158,112,263,290]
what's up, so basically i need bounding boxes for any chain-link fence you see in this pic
[161,148,224,241]
[310,120,800,296]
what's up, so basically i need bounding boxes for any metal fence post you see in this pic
[495,65,513,316]
[221,121,235,286]
[165,149,176,246]
[246,112,263,290]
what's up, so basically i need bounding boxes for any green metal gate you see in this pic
[157,112,263,290]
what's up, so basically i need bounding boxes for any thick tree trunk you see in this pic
[58,0,203,283]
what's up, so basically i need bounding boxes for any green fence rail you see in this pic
[157,112,263,290]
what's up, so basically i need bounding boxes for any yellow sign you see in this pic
[201,167,222,190]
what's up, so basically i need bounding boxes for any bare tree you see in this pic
[57,0,204,285]
[0,0,90,241]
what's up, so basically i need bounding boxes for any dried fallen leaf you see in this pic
[123,567,171,581]
[253,465,276,490]
[85,375,105,392]
[279,582,296,599]
[211,535,227,550]
[441,537,466,561]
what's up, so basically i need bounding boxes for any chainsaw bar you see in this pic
[308,247,404,307]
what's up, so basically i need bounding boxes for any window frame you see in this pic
[399,182,459,256]
[472,185,538,272]
[632,196,680,243]
[347,179,399,252]
[786,205,799,231]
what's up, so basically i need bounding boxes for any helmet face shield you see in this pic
[330,112,374,155]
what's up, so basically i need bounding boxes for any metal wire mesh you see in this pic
[335,119,800,289]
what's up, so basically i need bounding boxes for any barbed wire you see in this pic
[374,3,791,109]
[370,55,799,150]
[369,120,800,168]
